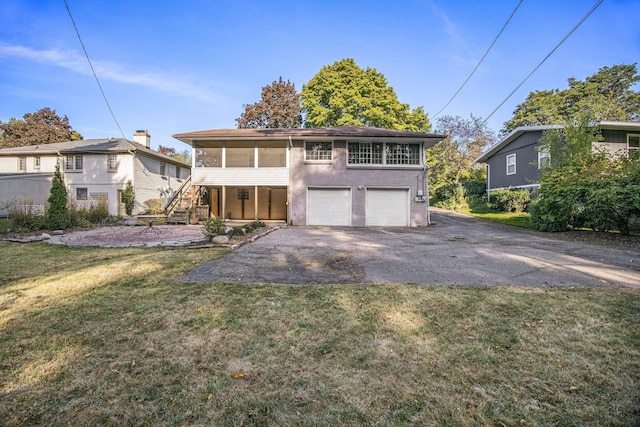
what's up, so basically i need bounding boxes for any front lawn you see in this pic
[0,242,638,426]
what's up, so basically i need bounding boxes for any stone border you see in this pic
[169,225,283,250]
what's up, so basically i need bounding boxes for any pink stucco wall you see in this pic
[289,139,429,227]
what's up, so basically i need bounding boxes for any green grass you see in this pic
[1,241,639,426]
[458,201,535,229]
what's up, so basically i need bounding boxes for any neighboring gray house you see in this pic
[173,126,444,227]
[474,121,640,195]
[0,131,191,217]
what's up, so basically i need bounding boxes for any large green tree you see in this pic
[427,114,495,187]
[236,77,302,129]
[0,107,83,148]
[301,58,430,131]
[504,64,640,133]
[537,113,603,171]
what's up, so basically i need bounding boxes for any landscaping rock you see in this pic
[40,233,51,240]
[53,230,64,235]
[224,226,234,235]
[212,235,230,244]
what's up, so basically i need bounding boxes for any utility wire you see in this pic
[64,0,126,139]
[433,0,524,119]
[484,0,605,122]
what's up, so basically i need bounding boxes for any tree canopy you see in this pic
[0,107,83,148]
[158,145,192,164]
[504,64,640,133]
[427,114,495,187]
[301,58,430,131]
[236,77,302,129]
[537,113,604,171]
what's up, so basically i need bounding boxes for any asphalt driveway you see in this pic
[184,208,640,287]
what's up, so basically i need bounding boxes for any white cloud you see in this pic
[0,42,217,102]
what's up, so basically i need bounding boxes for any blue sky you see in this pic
[1,0,639,151]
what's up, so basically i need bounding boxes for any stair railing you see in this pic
[164,175,192,216]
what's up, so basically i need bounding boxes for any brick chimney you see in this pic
[133,130,151,148]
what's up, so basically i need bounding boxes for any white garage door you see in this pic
[366,188,409,226]
[307,188,351,226]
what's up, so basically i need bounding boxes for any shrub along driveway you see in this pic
[185,208,640,287]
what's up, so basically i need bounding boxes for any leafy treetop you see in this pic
[427,114,495,187]
[301,58,430,131]
[157,145,191,164]
[0,107,83,148]
[236,77,302,129]
[504,64,640,133]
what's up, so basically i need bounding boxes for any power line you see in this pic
[433,0,524,120]
[63,0,126,139]
[484,0,605,123]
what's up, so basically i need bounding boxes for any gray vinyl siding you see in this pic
[602,129,634,143]
[487,131,543,190]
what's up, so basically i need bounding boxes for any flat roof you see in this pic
[173,126,444,147]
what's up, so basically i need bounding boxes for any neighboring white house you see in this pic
[0,131,191,217]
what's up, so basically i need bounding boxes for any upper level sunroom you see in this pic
[173,127,444,170]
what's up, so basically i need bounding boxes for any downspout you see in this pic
[486,164,490,203]
[424,164,431,226]
[288,135,293,225]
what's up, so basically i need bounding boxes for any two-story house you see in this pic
[172,126,444,227]
[0,131,191,217]
[474,121,640,195]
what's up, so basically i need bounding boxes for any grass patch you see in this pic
[458,201,535,229]
[1,242,639,425]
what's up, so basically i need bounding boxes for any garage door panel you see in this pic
[367,189,408,226]
[308,189,350,226]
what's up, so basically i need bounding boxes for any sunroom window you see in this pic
[305,142,332,161]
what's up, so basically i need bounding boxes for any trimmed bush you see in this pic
[530,159,640,234]
[46,164,69,229]
[489,189,531,213]
[202,217,226,241]
[144,199,165,215]
[121,181,135,216]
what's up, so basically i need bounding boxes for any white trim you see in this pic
[506,153,516,175]
[537,148,550,169]
[488,183,540,193]
[627,134,640,156]
[304,141,333,162]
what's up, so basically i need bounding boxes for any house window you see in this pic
[348,142,383,164]
[385,143,420,165]
[258,141,287,167]
[195,142,222,167]
[33,156,41,170]
[226,142,255,167]
[160,161,166,176]
[176,165,181,179]
[628,134,640,159]
[18,156,26,171]
[65,155,83,171]
[76,187,88,201]
[506,153,516,175]
[107,154,118,171]
[305,142,332,161]
[538,148,550,169]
